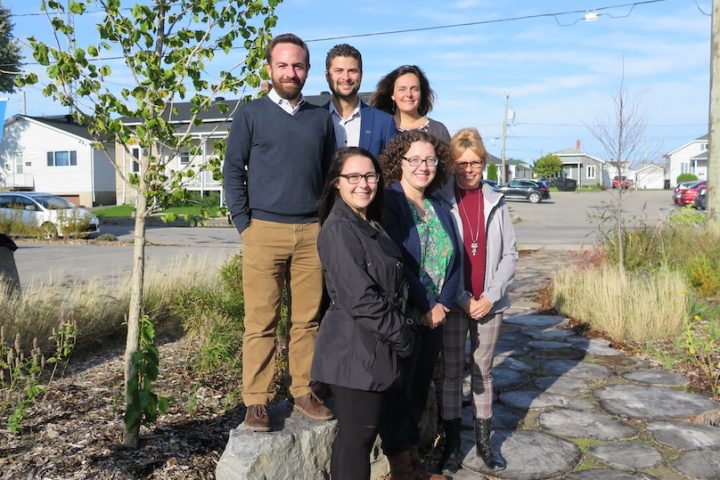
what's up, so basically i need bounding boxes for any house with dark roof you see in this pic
[664,134,707,185]
[114,93,357,205]
[0,114,116,206]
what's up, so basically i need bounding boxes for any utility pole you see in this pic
[501,92,509,185]
[709,0,720,223]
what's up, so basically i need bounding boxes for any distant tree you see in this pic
[533,153,563,178]
[18,0,281,448]
[588,78,648,275]
[487,163,498,182]
[0,1,21,93]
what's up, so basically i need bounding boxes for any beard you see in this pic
[329,81,360,102]
[272,76,304,101]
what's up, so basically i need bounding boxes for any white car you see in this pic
[0,192,100,238]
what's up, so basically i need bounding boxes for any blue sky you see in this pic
[4,0,712,162]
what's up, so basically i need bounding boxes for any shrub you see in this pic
[96,233,118,242]
[668,205,707,226]
[684,255,720,298]
[677,173,698,184]
[487,164,498,181]
[553,265,688,342]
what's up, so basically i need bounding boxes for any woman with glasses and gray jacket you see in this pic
[435,128,518,474]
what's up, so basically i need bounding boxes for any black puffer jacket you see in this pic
[312,199,413,392]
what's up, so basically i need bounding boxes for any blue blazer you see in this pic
[324,100,396,158]
[383,182,461,315]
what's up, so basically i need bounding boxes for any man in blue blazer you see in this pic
[324,44,396,158]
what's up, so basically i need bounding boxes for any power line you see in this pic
[5,0,670,69]
[303,0,669,43]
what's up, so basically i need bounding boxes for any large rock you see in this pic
[216,402,337,480]
[539,409,636,440]
[647,420,720,450]
[595,384,720,420]
[461,429,580,479]
[216,396,421,480]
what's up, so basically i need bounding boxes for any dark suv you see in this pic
[497,179,550,203]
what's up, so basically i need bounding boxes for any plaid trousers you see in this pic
[441,310,503,420]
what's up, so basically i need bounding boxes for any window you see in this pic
[47,150,77,167]
[178,148,190,166]
[701,143,708,151]
[586,165,596,179]
[131,148,141,173]
[681,162,690,174]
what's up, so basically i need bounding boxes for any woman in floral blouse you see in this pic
[379,130,460,480]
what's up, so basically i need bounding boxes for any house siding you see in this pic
[1,117,116,206]
[556,153,605,187]
[666,137,707,185]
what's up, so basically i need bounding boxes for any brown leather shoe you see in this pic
[409,447,447,480]
[293,391,334,421]
[388,450,416,480]
[244,404,270,432]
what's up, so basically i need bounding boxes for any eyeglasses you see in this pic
[402,156,438,168]
[338,172,380,185]
[455,161,484,170]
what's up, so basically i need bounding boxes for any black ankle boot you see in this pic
[474,418,506,471]
[436,418,462,473]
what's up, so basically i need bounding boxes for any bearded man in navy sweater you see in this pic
[223,33,336,432]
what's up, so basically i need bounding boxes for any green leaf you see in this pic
[68,1,85,14]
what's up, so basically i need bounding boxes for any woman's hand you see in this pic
[423,303,449,329]
[467,296,493,320]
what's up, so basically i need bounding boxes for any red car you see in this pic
[674,181,706,206]
[612,176,633,189]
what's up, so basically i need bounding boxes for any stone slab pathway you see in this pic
[216,249,720,480]
[446,249,720,480]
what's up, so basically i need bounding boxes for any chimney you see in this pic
[575,139,582,151]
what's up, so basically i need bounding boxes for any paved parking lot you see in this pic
[12,190,679,286]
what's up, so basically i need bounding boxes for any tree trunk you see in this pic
[616,189,625,277]
[122,188,148,449]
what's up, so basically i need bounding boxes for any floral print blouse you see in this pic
[408,198,454,299]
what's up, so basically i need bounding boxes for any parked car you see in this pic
[482,179,499,190]
[673,181,699,205]
[497,179,550,203]
[674,181,706,206]
[694,185,707,210]
[554,177,577,191]
[0,192,100,238]
[612,176,633,189]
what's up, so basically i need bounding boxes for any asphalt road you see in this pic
[12,190,679,286]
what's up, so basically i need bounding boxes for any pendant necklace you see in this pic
[457,187,482,256]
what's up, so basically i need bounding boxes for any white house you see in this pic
[664,133,708,186]
[0,115,116,206]
[633,163,666,189]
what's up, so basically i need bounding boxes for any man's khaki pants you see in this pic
[241,219,323,406]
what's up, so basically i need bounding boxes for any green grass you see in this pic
[93,204,224,220]
[93,204,135,219]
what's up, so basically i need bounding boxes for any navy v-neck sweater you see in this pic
[223,96,336,233]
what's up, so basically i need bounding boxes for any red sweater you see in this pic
[455,186,486,299]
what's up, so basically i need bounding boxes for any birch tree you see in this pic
[17,0,280,448]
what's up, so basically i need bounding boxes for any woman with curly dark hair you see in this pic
[370,65,451,143]
[378,130,460,480]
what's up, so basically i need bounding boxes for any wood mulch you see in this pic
[0,336,245,479]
